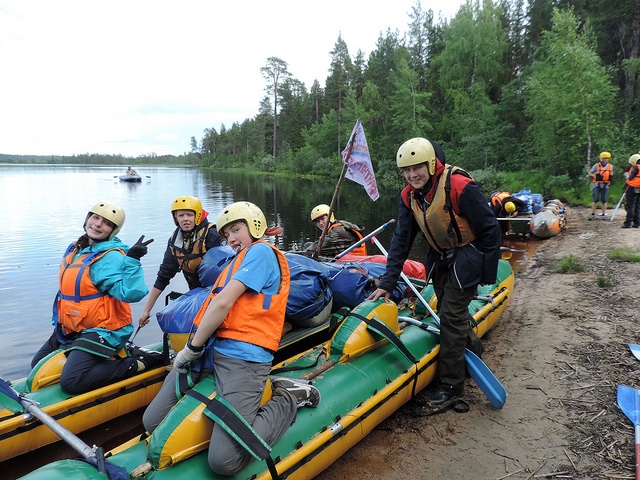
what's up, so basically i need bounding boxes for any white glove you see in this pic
[173,342,204,374]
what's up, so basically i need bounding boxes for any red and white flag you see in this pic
[342,120,379,201]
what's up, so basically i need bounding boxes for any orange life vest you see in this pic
[328,221,367,256]
[193,241,290,352]
[490,192,511,210]
[593,163,612,183]
[57,248,132,334]
[627,166,640,188]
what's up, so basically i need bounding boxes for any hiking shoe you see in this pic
[271,377,321,408]
[622,224,632,229]
[423,384,463,406]
[131,347,164,370]
[588,214,595,221]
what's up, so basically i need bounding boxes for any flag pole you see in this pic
[313,120,360,260]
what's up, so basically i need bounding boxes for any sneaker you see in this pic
[423,384,464,406]
[600,214,608,219]
[131,347,164,370]
[271,377,321,408]
[622,224,632,229]
[588,214,595,221]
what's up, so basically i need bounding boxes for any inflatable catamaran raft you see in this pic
[21,259,514,480]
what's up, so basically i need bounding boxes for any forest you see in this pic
[4,0,638,203]
[194,0,640,202]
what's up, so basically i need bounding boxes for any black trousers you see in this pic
[432,264,483,389]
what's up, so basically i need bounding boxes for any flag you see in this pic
[342,120,379,201]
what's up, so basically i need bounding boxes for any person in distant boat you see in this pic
[368,138,501,407]
[489,191,527,234]
[303,203,367,258]
[30,201,162,394]
[588,152,613,220]
[126,166,138,176]
[138,196,225,328]
[622,153,640,228]
[143,201,320,476]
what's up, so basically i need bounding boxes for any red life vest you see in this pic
[57,248,132,334]
[193,241,290,352]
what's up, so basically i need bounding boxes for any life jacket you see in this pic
[593,163,612,183]
[193,241,290,352]
[56,247,132,334]
[401,165,476,253]
[627,166,640,188]
[169,222,214,285]
[490,192,510,210]
[328,221,367,256]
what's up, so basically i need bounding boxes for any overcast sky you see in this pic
[0,1,464,157]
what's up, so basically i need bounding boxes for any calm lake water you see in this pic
[0,164,406,379]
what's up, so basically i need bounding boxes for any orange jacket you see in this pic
[194,241,290,352]
[57,248,132,334]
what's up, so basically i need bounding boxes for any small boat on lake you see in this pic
[119,174,142,182]
[21,260,514,480]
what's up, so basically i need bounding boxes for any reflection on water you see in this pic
[501,233,543,274]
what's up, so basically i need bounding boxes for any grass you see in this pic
[556,255,585,273]
[608,247,640,262]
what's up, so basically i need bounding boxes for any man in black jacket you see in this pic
[369,138,501,406]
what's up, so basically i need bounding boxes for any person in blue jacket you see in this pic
[368,138,501,407]
[31,201,162,394]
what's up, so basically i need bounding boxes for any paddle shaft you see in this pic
[22,399,98,459]
[371,236,441,326]
[333,219,396,260]
[611,186,627,221]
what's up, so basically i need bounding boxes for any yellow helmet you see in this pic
[396,137,437,175]
[629,154,640,165]
[310,204,335,223]
[600,151,611,160]
[86,201,125,240]
[504,201,516,214]
[217,201,267,239]
[171,196,203,226]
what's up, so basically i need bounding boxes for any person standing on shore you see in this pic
[588,152,613,220]
[368,137,501,407]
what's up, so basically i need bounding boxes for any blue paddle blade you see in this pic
[465,350,506,409]
[629,344,640,362]
[0,378,25,414]
[618,385,640,425]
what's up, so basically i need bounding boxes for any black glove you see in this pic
[595,173,604,181]
[127,235,154,260]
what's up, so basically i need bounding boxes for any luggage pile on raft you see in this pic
[497,188,567,239]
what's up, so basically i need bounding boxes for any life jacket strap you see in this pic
[186,389,280,479]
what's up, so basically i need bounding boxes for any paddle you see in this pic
[611,187,627,221]
[333,219,396,261]
[0,377,108,473]
[371,236,507,409]
[617,385,640,479]
[630,344,640,361]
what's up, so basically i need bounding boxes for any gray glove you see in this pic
[173,341,204,373]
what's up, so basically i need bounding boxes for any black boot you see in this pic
[423,384,464,406]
